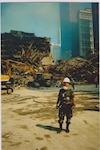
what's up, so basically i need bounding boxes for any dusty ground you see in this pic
[1,85,100,150]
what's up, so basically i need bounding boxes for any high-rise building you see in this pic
[92,3,99,50]
[53,2,92,60]
[59,2,79,60]
[78,9,94,57]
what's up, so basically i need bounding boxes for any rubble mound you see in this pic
[1,30,52,67]
[49,56,99,83]
[1,30,99,86]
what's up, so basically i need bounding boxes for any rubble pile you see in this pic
[1,30,99,86]
[48,56,99,83]
[1,31,54,86]
[1,30,51,66]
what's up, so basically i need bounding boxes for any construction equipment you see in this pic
[1,59,52,90]
[27,72,52,87]
[1,59,36,77]
[1,60,14,94]
[1,59,36,94]
[1,74,14,94]
[3,59,52,88]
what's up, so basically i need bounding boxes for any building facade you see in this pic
[49,2,92,60]
[92,3,99,50]
[78,9,94,57]
[59,2,79,60]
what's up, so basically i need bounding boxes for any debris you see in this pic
[1,30,99,86]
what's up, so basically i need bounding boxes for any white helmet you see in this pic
[63,77,70,83]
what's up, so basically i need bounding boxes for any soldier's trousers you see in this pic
[58,104,73,125]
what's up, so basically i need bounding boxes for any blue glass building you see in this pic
[59,3,79,59]
[92,3,99,50]
[59,2,91,60]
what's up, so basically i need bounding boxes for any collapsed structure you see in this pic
[1,31,55,89]
[1,30,99,88]
[1,30,54,65]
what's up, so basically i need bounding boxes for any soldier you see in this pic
[56,77,75,133]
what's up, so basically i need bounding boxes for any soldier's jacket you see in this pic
[58,88,74,106]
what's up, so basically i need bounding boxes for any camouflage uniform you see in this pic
[56,88,74,133]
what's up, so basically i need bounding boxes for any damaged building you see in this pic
[1,30,55,87]
[1,30,99,87]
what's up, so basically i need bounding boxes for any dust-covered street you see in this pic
[1,84,100,150]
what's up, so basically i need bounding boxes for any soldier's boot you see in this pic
[65,123,70,133]
[57,123,62,133]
